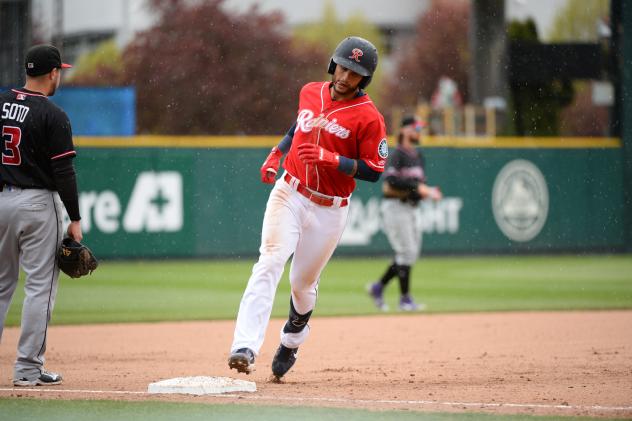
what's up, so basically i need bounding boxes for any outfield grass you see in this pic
[4,255,632,326]
[0,398,624,421]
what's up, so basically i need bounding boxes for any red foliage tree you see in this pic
[123,0,327,134]
[381,0,470,111]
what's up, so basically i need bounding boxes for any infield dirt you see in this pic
[1,311,631,418]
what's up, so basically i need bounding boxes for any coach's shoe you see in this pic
[228,348,256,374]
[271,344,298,380]
[367,282,389,311]
[399,295,426,312]
[13,369,63,387]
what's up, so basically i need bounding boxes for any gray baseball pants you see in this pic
[381,198,422,266]
[0,186,63,380]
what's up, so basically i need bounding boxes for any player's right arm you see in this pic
[382,151,421,201]
[383,152,415,190]
[260,123,296,184]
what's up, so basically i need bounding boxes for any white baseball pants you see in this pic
[231,175,349,355]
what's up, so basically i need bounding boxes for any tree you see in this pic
[507,19,574,136]
[292,0,384,103]
[547,0,609,42]
[67,40,125,86]
[547,0,610,136]
[381,0,470,112]
[123,0,327,134]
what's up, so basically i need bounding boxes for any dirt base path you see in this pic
[1,311,631,418]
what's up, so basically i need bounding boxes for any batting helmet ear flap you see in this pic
[328,59,336,75]
[328,60,371,89]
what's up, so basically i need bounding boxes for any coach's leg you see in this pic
[14,191,62,381]
[0,189,21,343]
[231,182,302,355]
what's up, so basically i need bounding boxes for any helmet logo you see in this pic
[349,48,363,62]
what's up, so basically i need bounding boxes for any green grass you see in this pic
[0,398,624,421]
[4,255,632,326]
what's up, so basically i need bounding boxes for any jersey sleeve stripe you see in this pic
[51,150,77,160]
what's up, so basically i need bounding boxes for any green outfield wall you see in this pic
[72,136,625,258]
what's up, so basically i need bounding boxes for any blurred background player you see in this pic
[368,116,442,311]
[0,44,82,386]
[228,36,387,381]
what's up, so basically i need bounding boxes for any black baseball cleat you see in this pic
[13,369,63,387]
[228,348,256,374]
[271,344,298,379]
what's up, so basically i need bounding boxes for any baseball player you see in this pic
[368,116,442,311]
[0,45,82,386]
[228,36,387,380]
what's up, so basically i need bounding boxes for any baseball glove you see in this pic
[57,238,99,278]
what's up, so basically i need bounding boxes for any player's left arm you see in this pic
[296,145,383,182]
[296,116,386,182]
[48,109,81,225]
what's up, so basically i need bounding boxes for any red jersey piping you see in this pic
[51,150,76,160]
[12,89,47,98]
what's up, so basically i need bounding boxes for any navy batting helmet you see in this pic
[327,36,378,89]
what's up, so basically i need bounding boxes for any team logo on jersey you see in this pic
[378,138,388,159]
[492,159,548,242]
[296,109,351,139]
[16,94,26,101]
[349,48,364,62]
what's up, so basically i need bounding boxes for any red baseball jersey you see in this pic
[283,81,387,197]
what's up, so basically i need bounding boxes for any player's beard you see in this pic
[331,79,359,98]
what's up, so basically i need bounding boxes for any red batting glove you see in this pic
[297,143,340,167]
[260,146,283,184]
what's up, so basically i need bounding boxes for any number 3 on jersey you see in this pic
[2,125,22,165]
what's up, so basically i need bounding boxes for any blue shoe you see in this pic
[367,282,388,311]
[399,295,425,312]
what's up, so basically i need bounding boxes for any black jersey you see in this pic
[0,88,76,190]
[383,145,426,205]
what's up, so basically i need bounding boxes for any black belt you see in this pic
[0,182,30,192]
[0,182,14,192]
